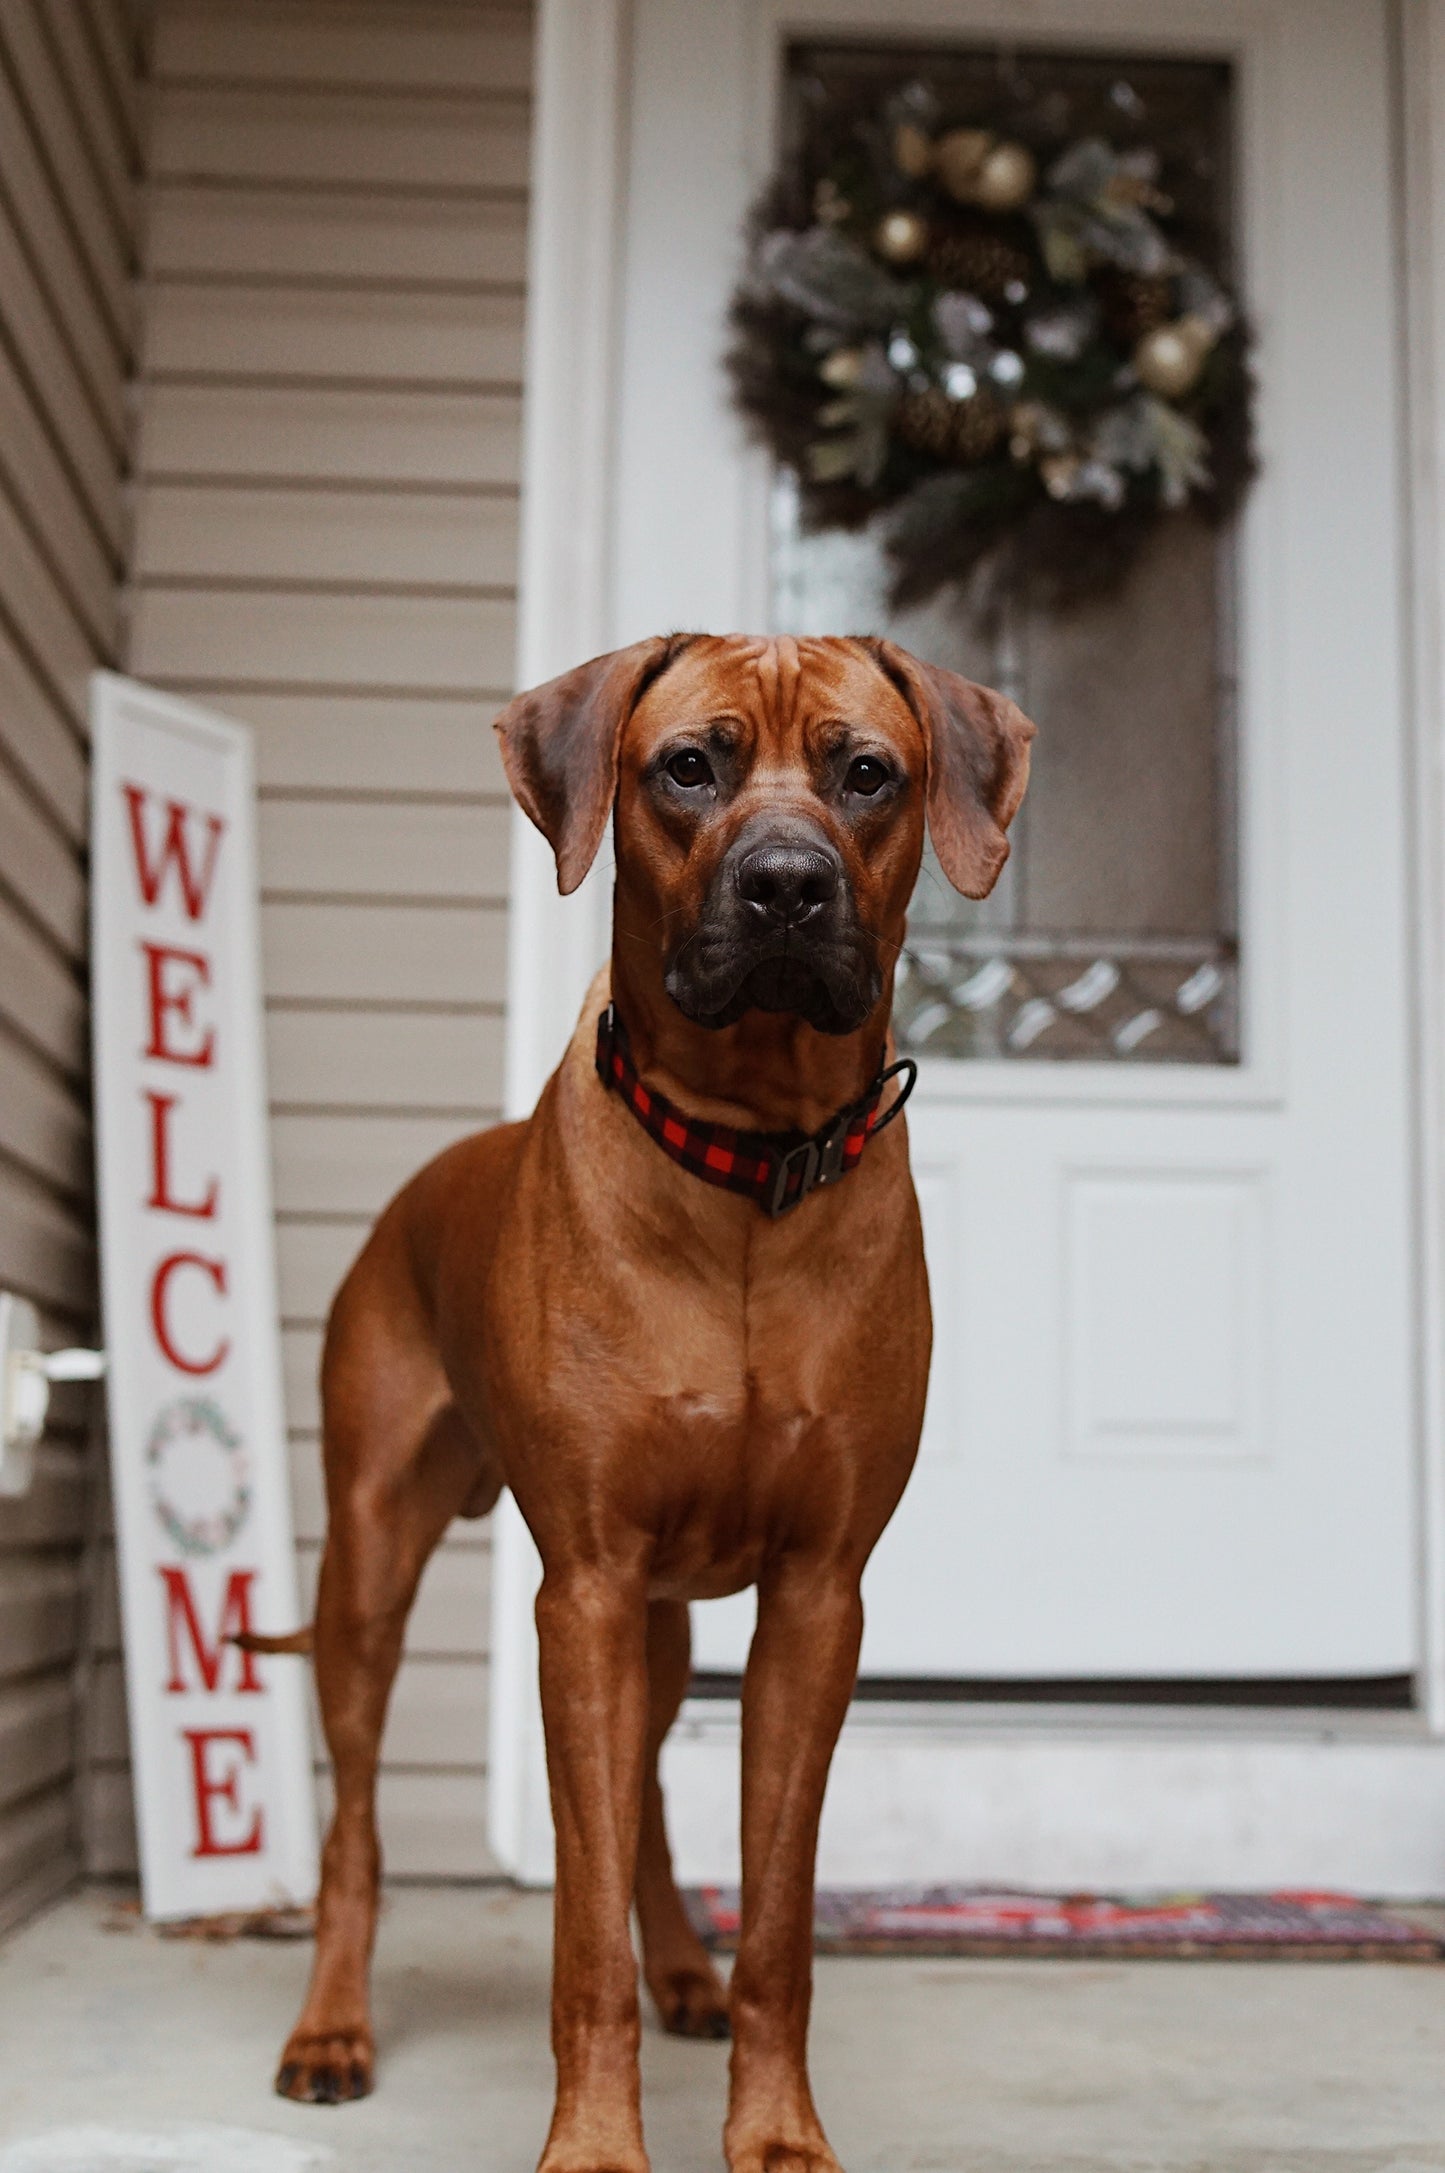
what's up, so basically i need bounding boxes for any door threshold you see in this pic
[663,1703,1445,1892]
[678,1693,1433,1744]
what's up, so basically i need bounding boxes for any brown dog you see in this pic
[273,633,1032,2171]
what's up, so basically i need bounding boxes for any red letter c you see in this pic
[150,1251,230,1376]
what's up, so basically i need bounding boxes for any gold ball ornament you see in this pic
[893,122,934,179]
[1041,452,1083,500]
[935,128,993,202]
[874,208,929,265]
[973,141,1037,212]
[818,346,864,390]
[1134,319,1211,399]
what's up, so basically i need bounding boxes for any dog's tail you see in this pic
[230,1625,314,1657]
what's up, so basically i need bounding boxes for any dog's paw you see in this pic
[274,2025,374,2105]
[649,1964,730,2040]
[726,2125,843,2173]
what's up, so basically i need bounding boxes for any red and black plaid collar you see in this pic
[595,1003,916,1219]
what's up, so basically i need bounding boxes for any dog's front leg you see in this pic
[536,1562,652,2173]
[724,1561,863,2173]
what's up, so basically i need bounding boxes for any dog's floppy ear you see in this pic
[494,636,680,895]
[861,638,1036,899]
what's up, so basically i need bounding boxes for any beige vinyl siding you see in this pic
[99,0,530,1881]
[0,0,141,1930]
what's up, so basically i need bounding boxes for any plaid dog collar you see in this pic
[594,1003,916,1219]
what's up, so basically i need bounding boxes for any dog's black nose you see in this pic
[735,842,839,926]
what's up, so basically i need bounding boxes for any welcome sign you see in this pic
[91,675,317,1920]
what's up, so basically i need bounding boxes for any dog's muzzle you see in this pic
[663,824,881,1034]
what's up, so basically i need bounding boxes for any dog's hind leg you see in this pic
[275,1229,495,2105]
[634,1599,730,2040]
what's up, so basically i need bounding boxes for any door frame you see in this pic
[489,0,1445,1888]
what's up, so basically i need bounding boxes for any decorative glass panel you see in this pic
[770,43,1241,1064]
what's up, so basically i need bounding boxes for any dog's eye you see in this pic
[665,749,713,789]
[845,755,891,797]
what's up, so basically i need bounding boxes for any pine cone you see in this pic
[1098,270,1173,344]
[896,386,1005,464]
[926,219,1033,302]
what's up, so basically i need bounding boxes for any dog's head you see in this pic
[496,634,1034,1038]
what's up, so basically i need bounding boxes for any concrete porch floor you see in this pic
[2,1887,1445,2171]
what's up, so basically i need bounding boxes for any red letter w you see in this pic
[159,1566,262,1693]
[123,784,226,922]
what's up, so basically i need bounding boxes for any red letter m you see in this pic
[124,784,226,922]
[159,1566,262,1693]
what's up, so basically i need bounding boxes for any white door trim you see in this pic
[1400,0,1445,1736]
[489,0,1445,1886]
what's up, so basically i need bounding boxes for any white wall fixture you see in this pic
[0,1291,105,1499]
[90,674,317,1922]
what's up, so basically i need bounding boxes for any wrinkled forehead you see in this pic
[625,635,921,759]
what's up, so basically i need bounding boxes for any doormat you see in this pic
[684,1887,1444,1961]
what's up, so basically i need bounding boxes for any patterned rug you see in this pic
[684,1887,1442,1961]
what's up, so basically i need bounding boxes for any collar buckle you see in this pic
[765,1115,850,1220]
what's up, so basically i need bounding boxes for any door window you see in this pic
[770,42,1240,1064]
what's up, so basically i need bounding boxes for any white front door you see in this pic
[609,0,1419,1688]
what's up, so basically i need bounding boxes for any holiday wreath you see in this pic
[728,75,1254,613]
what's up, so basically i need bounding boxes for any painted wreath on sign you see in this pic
[147,1396,252,1559]
[727,79,1255,612]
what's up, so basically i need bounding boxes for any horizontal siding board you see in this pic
[0,0,134,350]
[130,589,516,694]
[0,1674,76,1812]
[147,184,528,288]
[0,186,128,511]
[135,485,520,590]
[138,383,521,488]
[289,1438,498,1552]
[0,486,104,734]
[81,0,143,160]
[143,283,525,386]
[0,904,88,1077]
[0,1020,92,1198]
[261,799,509,903]
[244,695,509,795]
[276,1217,367,1323]
[150,85,530,191]
[289,1429,325,1532]
[0,1443,88,1551]
[260,899,507,1005]
[78,1764,134,1876]
[0,1788,76,1921]
[0,1560,82,1680]
[0,342,118,649]
[266,1006,504,1113]
[154,4,532,94]
[318,1769,498,1878]
[0,762,88,959]
[0,52,131,438]
[284,1327,323,1434]
[271,1110,485,1216]
[298,1538,491,1658]
[42,0,137,227]
[0,1161,95,1317]
[0,623,89,841]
